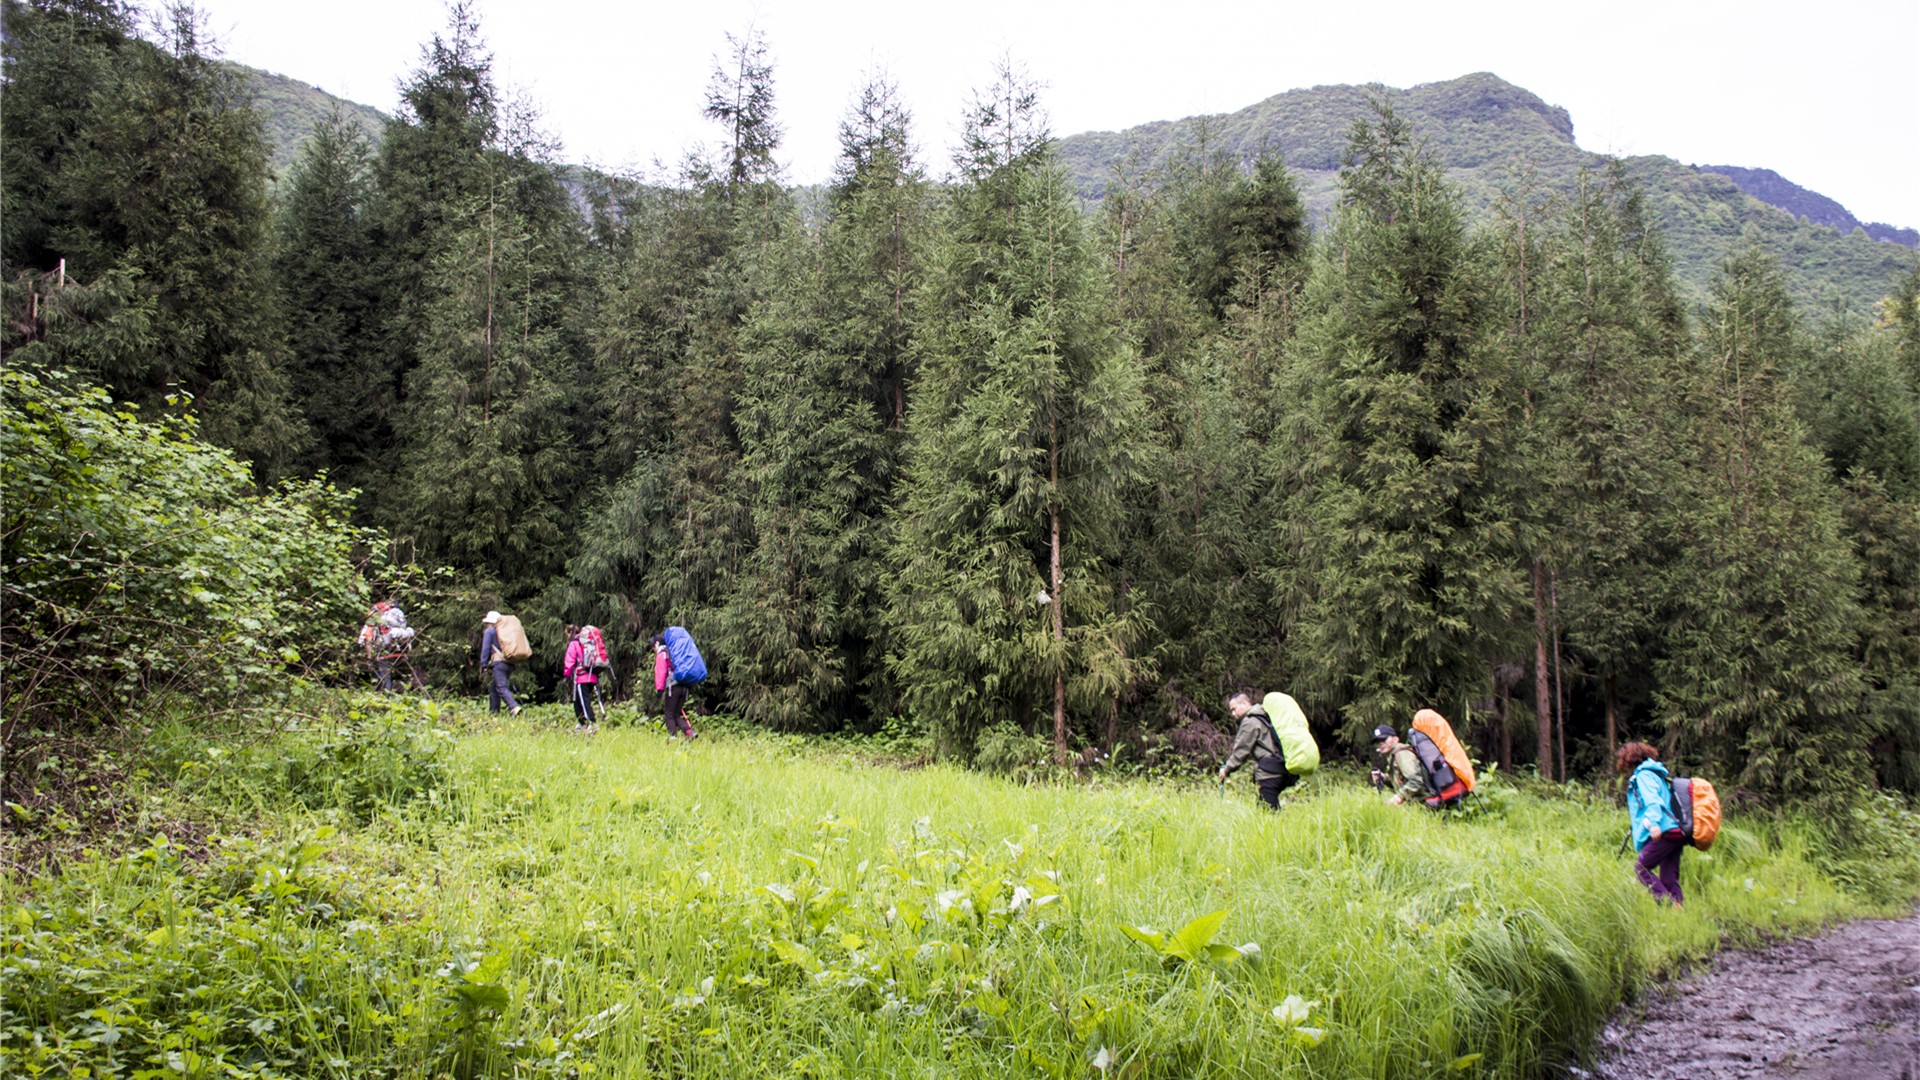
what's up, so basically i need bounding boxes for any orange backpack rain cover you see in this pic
[1688,777,1721,851]
[1411,709,1476,793]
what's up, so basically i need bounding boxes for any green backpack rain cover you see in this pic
[1261,692,1319,776]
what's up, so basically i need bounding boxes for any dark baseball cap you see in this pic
[1370,724,1397,743]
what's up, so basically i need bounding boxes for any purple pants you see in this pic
[1636,831,1687,904]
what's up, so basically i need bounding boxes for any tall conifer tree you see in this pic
[273,108,383,489]
[717,78,927,730]
[1276,99,1522,744]
[1656,248,1870,810]
[886,66,1150,761]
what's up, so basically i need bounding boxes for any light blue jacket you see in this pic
[1626,759,1680,851]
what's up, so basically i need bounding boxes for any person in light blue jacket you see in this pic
[1617,741,1685,906]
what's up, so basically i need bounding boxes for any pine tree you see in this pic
[2,0,305,477]
[1098,135,1309,728]
[704,28,781,191]
[1277,98,1523,745]
[547,31,792,678]
[377,5,591,615]
[366,0,499,483]
[886,66,1150,761]
[1485,164,1691,776]
[716,77,928,731]
[1792,278,1920,793]
[1656,248,1870,811]
[273,108,383,489]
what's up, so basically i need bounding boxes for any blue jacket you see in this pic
[1626,759,1680,851]
[481,626,502,666]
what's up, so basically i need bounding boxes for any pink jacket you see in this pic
[563,639,597,684]
[653,646,670,692]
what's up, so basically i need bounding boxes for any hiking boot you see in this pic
[510,706,522,718]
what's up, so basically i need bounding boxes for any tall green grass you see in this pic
[4,703,1909,1079]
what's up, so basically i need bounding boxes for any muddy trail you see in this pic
[1579,909,1920,1079]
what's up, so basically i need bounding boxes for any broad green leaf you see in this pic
[1165,909,1229,961]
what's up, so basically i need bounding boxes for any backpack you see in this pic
[494,614,532,664]
[1406,729,1462,802]
[376,602,408,630]
[662,626,707,684]
[1260,692,1319,776]
[1411,709,1476,793]
[1668,775,1722,851]
[579,626,610,672]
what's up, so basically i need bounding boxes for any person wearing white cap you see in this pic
[479,611,521,716]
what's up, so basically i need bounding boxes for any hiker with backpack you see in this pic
[479,610,523,717]
[1373,709,1477,809]
[1216,691,1295,809]
[1617,741,1687,907]
[562,624,602,733]
[1370,726,1430,805]
[359,599,422,693]
[653,629,702,740]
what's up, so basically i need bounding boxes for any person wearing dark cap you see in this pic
[1370,725,1427,805]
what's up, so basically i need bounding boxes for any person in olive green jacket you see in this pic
[1217,691,1295,809]
[1370,724,1429,805]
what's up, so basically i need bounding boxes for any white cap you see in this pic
[483,610,502,624]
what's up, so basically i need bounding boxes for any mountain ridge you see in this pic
[236,65,1914,315]
[1053,72,1913,314]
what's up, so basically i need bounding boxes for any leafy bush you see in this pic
[161,696,458,824]
[972,723,1052,781]
[1,367,370,733]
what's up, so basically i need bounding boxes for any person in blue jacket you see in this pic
[1617,741,1684,906]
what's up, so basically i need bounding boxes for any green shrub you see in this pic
[0,367,370,729]
[162,696,457,823]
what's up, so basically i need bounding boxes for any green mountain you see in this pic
[238,64,1912,317]
[1058,72,1915,316]
[234,64,387,178]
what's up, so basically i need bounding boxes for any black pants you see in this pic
[1256,770,1300,809]
[571,680,598,726]
[662,685,691,737]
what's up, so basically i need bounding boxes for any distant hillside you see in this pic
[1058,73,1915,317]
[233,64,387,178]
[236,65,1913,316]
[1698,165,1918,248]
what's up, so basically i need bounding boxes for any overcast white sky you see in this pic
[196,0,1918,228]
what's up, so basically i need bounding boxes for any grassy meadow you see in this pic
[5,696,1915,1079]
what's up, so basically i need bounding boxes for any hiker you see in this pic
[1216,691,1293,809]
[358,600,423,693]
[479,610,521,717]
[1618,741,1685,907]
[562,624,599,733]
[652,634,696,740]
[1370,725,1428,805]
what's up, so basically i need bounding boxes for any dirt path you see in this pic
[1580,910,1920,1079]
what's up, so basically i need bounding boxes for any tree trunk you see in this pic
[1551,570,1566,782]
[1604,674,1618,762]
[1051,423,1068,766]
[1532,557,1554,781]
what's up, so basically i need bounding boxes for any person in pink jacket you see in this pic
[562,624,599,733]
[652,634,695,739]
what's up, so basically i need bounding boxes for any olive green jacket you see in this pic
[1222,709,1285,781]
[1387,745,1428,801]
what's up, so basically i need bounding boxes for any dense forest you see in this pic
[5,0,1919,818]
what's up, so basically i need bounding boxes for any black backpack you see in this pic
[1406,730,1458,792]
